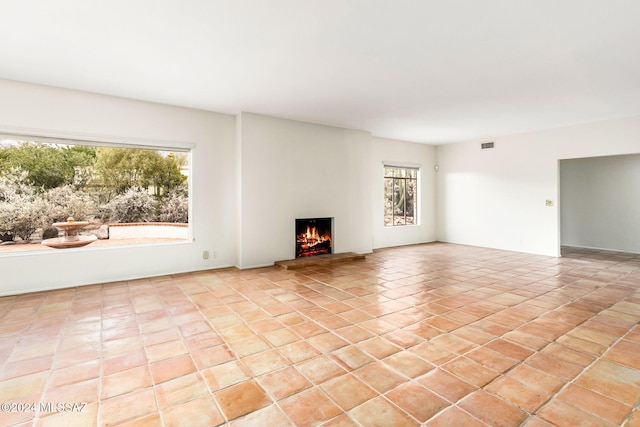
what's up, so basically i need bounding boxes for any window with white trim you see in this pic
[384,165,418,226]
[0,135,190,253]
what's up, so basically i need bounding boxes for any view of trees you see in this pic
[0,140,189,243]
[383,166,417,226]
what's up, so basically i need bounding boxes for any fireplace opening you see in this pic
[296,217,333,258]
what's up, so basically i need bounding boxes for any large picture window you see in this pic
[0,135,190,254]
[384,165,418,226]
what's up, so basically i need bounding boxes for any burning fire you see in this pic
[296,220,332,258]
[299,225,330,247]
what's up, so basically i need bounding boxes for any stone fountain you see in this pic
[42,217,97,249]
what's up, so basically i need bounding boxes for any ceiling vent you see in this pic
[481,142,495,149]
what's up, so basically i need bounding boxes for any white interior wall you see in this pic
[561,154,640,253]
[370,136,437,248]
[236,113,373,268]
[0,80,236,295]
[4,79,640,295]
[436,115,640,256]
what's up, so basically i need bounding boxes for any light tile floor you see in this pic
[1,243,640,426]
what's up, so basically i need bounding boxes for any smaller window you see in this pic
[384,166,418,227]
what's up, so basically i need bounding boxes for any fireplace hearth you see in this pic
[296,217,333,258]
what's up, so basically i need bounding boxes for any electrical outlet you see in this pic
[203,250,209,260]
[545,200,554,207]
[212,251,217,258]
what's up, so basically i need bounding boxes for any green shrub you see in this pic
[101,187,157,223]
[0,168,47,241]
[42,227,59,239]
[159,185,188,223]
[43,185,96,223]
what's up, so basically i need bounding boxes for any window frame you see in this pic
[0,130,194,255]
[383,164,419,227]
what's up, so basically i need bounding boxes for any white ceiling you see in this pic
[1,0,639,144]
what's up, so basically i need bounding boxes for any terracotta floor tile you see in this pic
[102,365,152,399]
[248,318,282,334]
[321,413,359,426]
[103,350,148,375]
[1,396,38,426]
[466,347,519,372]
[155,373,209,410]
[425,406,488,427]
[358,337,402,359]
[575,360,640,406]
[569,326,619,347]
[279,387,342,426]
[316,315,351,330]
[239,347,288,376]
[349,396,419,426]
[150,354,196,384]
[442,357,500,387]
[36,402,99,427]
[485,338,534,361]
[229,404,293,427]
[557,383,630,425]
[258,366,311,400]
[520,416,556,427]
[100,388,157,426]
[184,331,224,351]
[402,321,442,340]
[428,334,475,354]
[501,330,549,351]
[58,332,102,351]
[296,356,347,384]
[556,334,608,356]
[229,335,271,358]
[537,399,616,427]
[409,341,457,365]
[459,390,528,427]
[383,329,423,348]
[360,318,397,335]
[161,395,225,427]
[2,244,640,425]
[307,332,349,353]
[0,355,53,381]
[201,360,252,392]
[214,380,272,421]
[423,315,463,332]
[525,352,583,380]
[335,309,373,323]
[485,375,549,412]
[191,344,235,369]
[624,408,640,427]
[507,364,566,395]
[278,341,320,364]
[386,382,448,422]
[320,373,377,410]
[334,325,375,343]
[382,350,433,378]
[541,342,595,368]
[331,345,374,370]
[603,339,640,369]
[417,368,476,402]
[220,324,255,343]
[145,339,188,363]
[290,321,327,338]
[141,328,181,347]
[48,360,100,388]
[262,328,300,347]
[450,325,495,345]
[8,339,58,362]
[354,361,406,393]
